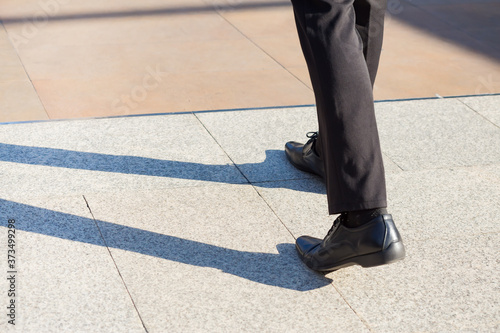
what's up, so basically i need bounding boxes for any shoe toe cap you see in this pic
[295,236,322,257]
[285,141,302,153]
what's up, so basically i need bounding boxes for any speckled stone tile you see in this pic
[254,178,333,240]
[386,164,500,242]
[0,196,145,333]
[84,185,370,332]
[197,106,402,183]
[196,107,318,182]
[375,98,500,170]
[459,94,500,127]
[331,233,500,333]
[257,165,500,244]
[0,114,246,197]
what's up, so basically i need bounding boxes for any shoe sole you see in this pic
[300,241,406,273]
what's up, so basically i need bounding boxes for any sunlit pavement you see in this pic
[0,0,499,332]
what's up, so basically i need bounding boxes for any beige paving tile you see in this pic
[2,0,499,123]
[287,66,313,90]
[463,27,500,53]
[3,11,243,50]
[33,69,314,119]
[417,2,500,30]
[0,0,208,18]
[32,78,138,119]
[16,43,127,81]
[0,24,13,49]
[0,80,48,123]
[220,6,297,40]
[207,0,290,10]
[377,20,500,99]
[17,38,281,81]
[0,0,42,18]
[392,1,500,61]
[251,35,306,69]
[387,1,455,32]
[0,47,28,81]
[150,68,313,111]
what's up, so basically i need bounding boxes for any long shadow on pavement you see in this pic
[0,199,332,291]
[0,143,324,193]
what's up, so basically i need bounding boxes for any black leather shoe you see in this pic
[296,214,405,272]
[285,132,325,179]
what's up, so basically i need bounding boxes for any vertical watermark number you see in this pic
[6,219,17,326]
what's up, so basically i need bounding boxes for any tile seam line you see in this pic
[457,99,500,130]
[0,20,51,121]
[1,93,499,126]
[208,3,314,91]
[382,152,404,172]
[192,112,298,240]
[192,113,251,185]
[82,195,150,333]
[330,282,375,333]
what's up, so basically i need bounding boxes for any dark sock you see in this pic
[342,208,388,228]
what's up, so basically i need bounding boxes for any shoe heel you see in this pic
[357,241,406,268]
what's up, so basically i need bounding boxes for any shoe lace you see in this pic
[326,215,342,238]
[306,131,318,141]
[306,132,319,154]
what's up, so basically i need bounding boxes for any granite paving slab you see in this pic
[0,114,246,197]
[386,164,500,242]
[196,106,402,183]
[459,94,500,127]
[84,185,370,332]
[256,165,500,243]
[195,107,318,182]
[331,232,500,332]
[375,97,500,170]
[0,196,145,333]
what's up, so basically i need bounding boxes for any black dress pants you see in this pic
[291,0,388,214]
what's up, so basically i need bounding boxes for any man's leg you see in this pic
[287,0,405,271]
[290,0,387,214]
